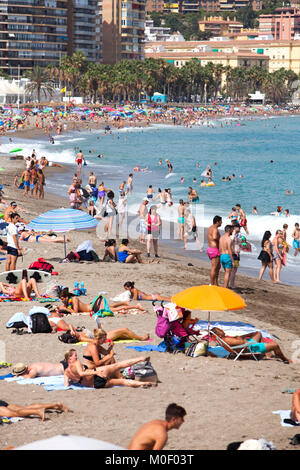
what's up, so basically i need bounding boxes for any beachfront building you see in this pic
[258,7,300,41]
[102,0,146,64]
[145,38,300,74]
[198,16,244,37]
[67,0,102,62]
[145,45,269,70]
[0,0,69,78]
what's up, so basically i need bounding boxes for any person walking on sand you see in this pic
[128,403,186,450]
[229,223,241,289]
[219,225,234,288]
[258,231,274,282]
[137,198,148,244]
[145,205,161,258]
[6,212,22,271]
[126,173,133,196]
[272,229,284,283]
[206,215,222,286]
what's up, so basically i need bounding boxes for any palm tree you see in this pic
[24,66,55,102]
[60,51,87,96]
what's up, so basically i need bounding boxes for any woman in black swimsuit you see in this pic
[64,349,156,389]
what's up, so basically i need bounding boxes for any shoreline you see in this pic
[1,155,300,450]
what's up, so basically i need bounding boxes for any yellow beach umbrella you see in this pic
[172,285,246,353]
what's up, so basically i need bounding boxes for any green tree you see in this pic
[24,66,55,102]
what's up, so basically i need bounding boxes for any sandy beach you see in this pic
[0,154,299,451]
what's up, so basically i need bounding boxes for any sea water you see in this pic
[2,114,300,285]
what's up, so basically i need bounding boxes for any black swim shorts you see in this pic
[0,400,8,407]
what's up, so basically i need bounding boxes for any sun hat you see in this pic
[12,363,28,376]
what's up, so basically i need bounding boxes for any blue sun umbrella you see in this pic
[27,208,99,257]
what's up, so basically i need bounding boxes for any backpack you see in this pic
[30,313,52,333]
[29,258,54,273]
[58,331,78,344]
[131,360,159,383]
[155,307,170,338]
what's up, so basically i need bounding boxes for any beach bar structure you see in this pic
[0,78,28,104]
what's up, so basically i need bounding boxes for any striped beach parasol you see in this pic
[27,208,98,257]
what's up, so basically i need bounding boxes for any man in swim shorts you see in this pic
[137,198,148,244]
[236,204,249,235]
[207,215,222,285]
[219,225,234,288]
[292,223,300,256]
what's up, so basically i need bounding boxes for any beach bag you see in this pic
[185,341,207,357]
[100,205,108,218]
[155,310,170,338]
[30,313,52,333]
[131,360,158,383]
[29,258,54,273]
[91,295,114,318]
[58,331,78,344]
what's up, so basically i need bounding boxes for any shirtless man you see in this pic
[12,361,65,379]
[236,203,249,235]
[219,225,234,288]
[128,403,186,450]
[207,215,222,286]
[137,198,148,244]
[88,172,97,188]
[126,173,133,196]
[75,150,84,175]
[21,168,31,197]
[177,199,185,240]
[292,223,300,256]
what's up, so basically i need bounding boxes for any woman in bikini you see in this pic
[97,182,110,210]
[123,281,171,302]
[19,229,69,244]
[58,288,147,315]
[64,349,156,389]
[0,270,42,300]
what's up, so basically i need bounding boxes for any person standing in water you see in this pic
[165,159,173,174]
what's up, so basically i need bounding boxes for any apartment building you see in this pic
[102,0,146,64]
[219,0,262,12]
[259,7,300,41]
[198,16,244,36]
[0,0,69,77]
[145,38,300,74]
[68,0,102,62]
[146,0,164,11]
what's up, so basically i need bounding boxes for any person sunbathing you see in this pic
[0,273,42,300]
[64,349,156,389]
[128,403,186,450]
[211,327,292,363]
[12,361,66,378]
[81,328,150,370]
[19,229,69,243]
[123,281,171,302]
[0,399,69,422]
[103,239,117,262]
[58,288,147,315]
[291,389,300,423]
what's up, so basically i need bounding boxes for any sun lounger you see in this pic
[211,331,262,361]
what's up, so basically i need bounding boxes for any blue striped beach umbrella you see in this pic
[27,208,98,257]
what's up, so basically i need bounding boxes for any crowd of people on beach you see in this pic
[0,107,300,450]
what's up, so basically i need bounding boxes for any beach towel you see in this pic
[91,294,113,318]
[126,342,167,353]
[272,410,300,427]
[6,312,28,328]
[0,373,14,380]
[193,320,275,340]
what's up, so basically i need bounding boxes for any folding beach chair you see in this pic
[210,331,262,361]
